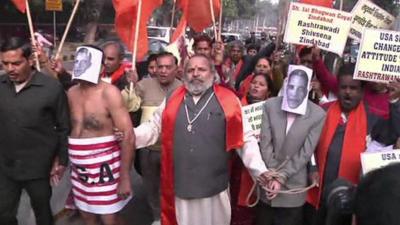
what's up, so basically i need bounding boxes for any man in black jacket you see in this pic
[0,37,70,225]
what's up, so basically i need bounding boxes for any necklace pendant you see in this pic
[187,124,192,132]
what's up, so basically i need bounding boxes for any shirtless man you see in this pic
[67,46,134,225]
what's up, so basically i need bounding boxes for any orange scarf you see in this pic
[239,74,254,97]
[161,85,244,225]
[307,101,367,208]
[101,63,127,84]
[224,58,244,81]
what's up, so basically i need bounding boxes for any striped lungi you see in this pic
[68,135,132,214]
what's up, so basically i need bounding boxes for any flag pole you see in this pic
[218,0,223,41]
[170,0,177,43]
[53,11,57,48]
[209,0,218,41]
[55,0,80,60]
[25,0,41,71]
[130,0,142,98]
[276,0,289,51]
[132,0,142,65]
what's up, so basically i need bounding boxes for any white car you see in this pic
[147,26,173,43]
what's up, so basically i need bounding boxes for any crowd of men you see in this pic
[1,31,400,225]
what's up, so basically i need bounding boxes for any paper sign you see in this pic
[361,150,400,174]
[283,2,352,56]
[242,101,265,141]
[72,46,103,84]
[354,28,400,83]
[45,0,63,11]
[282,65,313,115]
[349,0,394,41]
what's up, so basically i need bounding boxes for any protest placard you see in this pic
[283,2,352,56]
[242,101,265,141]
[361,150,400,174]
[354,28,400,83]
[45,0,63,11]
[282,65,313,115]
[349,0,394,41]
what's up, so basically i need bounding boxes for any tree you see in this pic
[77,0,106,44]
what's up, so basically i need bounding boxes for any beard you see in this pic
[184,77,214,96]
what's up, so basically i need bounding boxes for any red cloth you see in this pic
[171,12,187,43]
[307,101,367,208]
[161,85,244,225]
[299,0,333,7]
[237,96,258,207]
[313,59,389,117]
[230,155,256,225]
[239,74,254,97]
[229,96,260,225]
[172,0,221,35]
[224,58,244,83]
[11,0,26,13]
[112,0,162,61]
[101,63,127,85]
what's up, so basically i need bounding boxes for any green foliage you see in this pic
[236,0,256,18]
[223,0,239,19]
[222,0,258,20]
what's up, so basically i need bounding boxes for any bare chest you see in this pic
[69,94,112,136]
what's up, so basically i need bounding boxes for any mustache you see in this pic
[189,78,204,83]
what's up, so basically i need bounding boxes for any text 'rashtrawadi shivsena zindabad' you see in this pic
[354,28,400,83]
[349,0,394,41]
[284,2,352,56]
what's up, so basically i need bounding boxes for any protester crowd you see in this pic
[1,28,400,225]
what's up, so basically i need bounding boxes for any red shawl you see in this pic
[161,85,244,225]
[224,58,244,83]
[101,63,127,84]
[307,101,367,208]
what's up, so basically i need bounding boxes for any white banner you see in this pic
[242,101,265,141]
[349,0,395,41]
[283,2,352,56]
[354,28,400,83]
[361,150,400,174]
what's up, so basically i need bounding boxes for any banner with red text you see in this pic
[354,28,400,83]
[283,2,352,56]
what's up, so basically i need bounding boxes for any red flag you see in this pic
[299,0,333,8]
[112,0,162,61]
[173,0,221,38]
[11,0,26,13]
[171,15,187,43]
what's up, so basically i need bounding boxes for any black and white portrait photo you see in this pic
[72,46,103,84]
[73,48,92,77]
[282,65,313,115]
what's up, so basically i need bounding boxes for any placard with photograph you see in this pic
[72,46,103,84]
[281,65,313,115]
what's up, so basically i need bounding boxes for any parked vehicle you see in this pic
[147,26,173,43]
[220,32,241,43]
